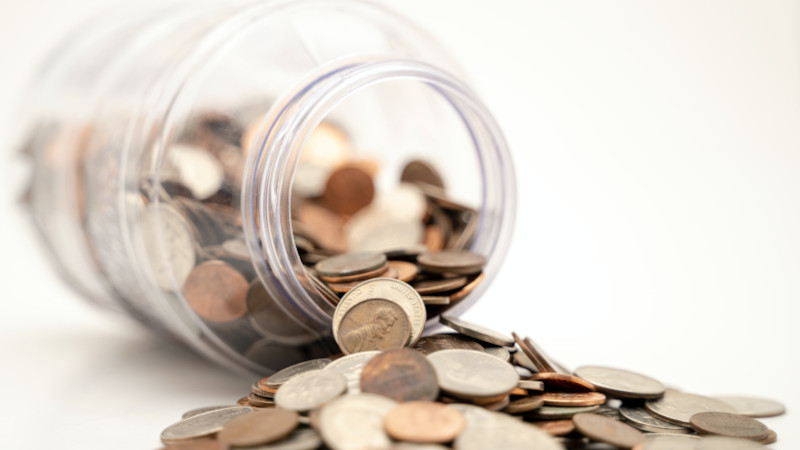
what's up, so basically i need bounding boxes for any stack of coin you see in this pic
[158,313,785,449]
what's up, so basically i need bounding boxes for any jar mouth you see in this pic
[243,58,516,332]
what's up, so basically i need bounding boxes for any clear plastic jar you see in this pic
[18,0,516,374]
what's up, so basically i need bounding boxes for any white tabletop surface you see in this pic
[1,1,798,449]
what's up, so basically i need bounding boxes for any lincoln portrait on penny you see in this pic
[341,306,400,353]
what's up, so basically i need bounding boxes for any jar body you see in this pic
[19,0,516,374]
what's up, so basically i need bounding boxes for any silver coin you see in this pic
[141,204,196,290]
[645,390,737,426]
[427,349,519,398]
[267,358,332,388]
[713,395,786,418]
[180,405,233,420]
[526,405,601,420]
[325,351,380,394]
[517,380,544,391]
[573,366,665,399]
[274,369,347,412]
[319,393,397,450]
[346,208,425,253]
[160,406,253,443]
[484,346,511,362]
[513,350,539,372]
[593,404,622,419]
[451,404,563,450]
[332,278,425,347]
[695,436,767,450]
[439,315,514,347]
[315,252,387,277]
[238,428,323,450]
[619,405,692,434]
[641,433,701,450]
[166,143,225,200]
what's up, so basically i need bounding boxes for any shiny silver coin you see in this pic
[333,278,425,347]
[181,405,233,420]
[484,346,511,362]
[526,405,601,420]
[641,433,701,450]
[450,404,563,450]
[267,358,332,388]
[315,252,387,277]
[695,436,767,450]
[573,366,665,399]
[619,405,692,434]
[319,393,397,450]
[713,395,786,418]
[324,351,380,394]
[160,406,253,443]
[439,315,514,347]
[274,369,347,412]
[427,349,519,399]
[645,390,737,427]
[141,204,196,290]
[165,143,225,200]
[238,428,323,450]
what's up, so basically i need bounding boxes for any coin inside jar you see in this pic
[315,252,387,279]
[383,401,465,444]
[336,299,411,354]
[417,250,486,275]
[183,260,249,323]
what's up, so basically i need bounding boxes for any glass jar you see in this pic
[18,0,516,375]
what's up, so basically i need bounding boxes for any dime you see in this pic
[439,315,514,347]
[315,252,387,278]
[542,391,607,407]
[387,260,418,282]
[412,277,468,294]
[360,348,439,402]
[417,250,486,275]
[695,436,768,449]
[217,409,299,448]
[713,395,786,418]
[503,395,544,414]
[451,404,562,450]
[689,411,769,440]
[274,369,346,412]
[528,372,596,392]
[619,405,692,434]
[265,358,331,389]
[573,366,665,400]
[412,334,484,355]
[183,261,248,322]
[533,419,575,436]
[325,350,380,394]
[526,405,601,420]
[322,166,374,215]
[645,390,737,427]
[160,406,253,443]
[401,159,445,189]
[427,349,519,399]
[181,405,232,420]
[319,393,397,450]
[573,413,645,449]
[337,299,411,354]
[332,278,426,346]
[383,401,465,443]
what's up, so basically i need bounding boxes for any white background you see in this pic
[1,1,798,449]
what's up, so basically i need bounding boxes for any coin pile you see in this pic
[158,312,785,449]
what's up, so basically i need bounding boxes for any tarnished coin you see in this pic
[183,261,248,322]
[387,260,418,283]
[315,252,387,278]
[695,436,768,449]
[451,404,563,450]
[504,395,545,414]
[526,405,601,420]
[645,390,737,427]
[217,409,299,448]
[689,411,769,440]
[412,334,484,355]
[322,166,375,215]
[573,413,645,449]
[757,429,778,445]
[401,159,445,189]
[439,315,514,347]
[528,372,596,392]
[247,393,275,408]
[333,278,426,346]
[274,369,346,412]
[421,296,450,305]
[619,405,693,434]
[713,395,786,418]
[265,358,332,389]
[251,427,323,450]
[384,402,466,444]
[181,405,232,420]
[319,393,397,450]
[427,349,519,399]
[360,348,439,402]
[542,391,607,407]
[160,406,253,443]
[412,277,468,294]
[533,419,576,436]
[573,366,665,400]
[637,433,701,450]
[337,299,411,354]
[325,350,380,394]
[417,250,486,275]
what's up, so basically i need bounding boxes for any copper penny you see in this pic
[412,276,469,294]
[689,412,769,440]
[534,419,576,436]
[513,332,564,374]
[528,373,596,392]
[315,252,387,278]
[481,395,512,412]
[322,166,374,215]
[504,395,545,414]
[246,393,274,407]
[573,413,645,449]
[183,260,248,322]
[337,299,411,354]
[417,250,486,275]
[384,401,465,443]
[218,409,299,448]
[424,224,445,252]
[412,334,484,355]
[387,260,419,283]
[360,348,439,402]
[543,392,607,407]
[294,202,347,252]
[401,159,445,190]
[448,272,485,303]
